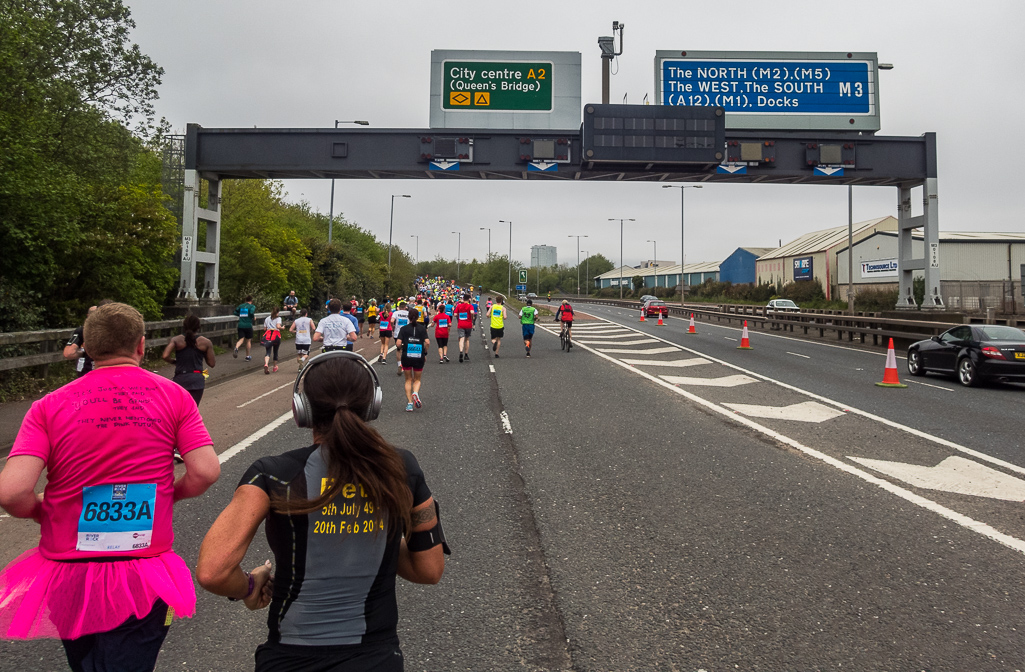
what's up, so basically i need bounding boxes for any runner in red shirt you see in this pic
[432,302,451,363]
[453,294,476,363]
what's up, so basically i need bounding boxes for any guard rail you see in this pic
[0,313,273,378]
[567,298,984,347]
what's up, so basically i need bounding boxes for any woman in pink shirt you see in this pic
[0,303,220,670]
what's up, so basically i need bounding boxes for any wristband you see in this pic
[227,571,254,601]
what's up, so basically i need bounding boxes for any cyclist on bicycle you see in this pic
[555,299,574,349]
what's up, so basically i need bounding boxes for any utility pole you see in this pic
[662,185,702,307]
[569,234,588,297]
[328,120,369,243]
[410,235,419,267]
[451,231,461,280]
[479,227,491,259]
[848,185,854,315]
[609,218,635,299]
[647,239,657,295]
[388,194,411,267]
[597,22,624,105]
[582,251,589,295]
[500,220,512,298]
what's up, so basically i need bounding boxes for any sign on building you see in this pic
[431,50,581,130]
[860,258,898,279]
[794,256,814,281]
[654,51,880,132]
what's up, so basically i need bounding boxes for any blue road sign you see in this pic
[660,59,871,114]
[515,284,527,291]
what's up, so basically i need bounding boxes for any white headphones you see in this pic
[292,351,383,427]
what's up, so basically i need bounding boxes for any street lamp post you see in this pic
[451,231,461,280]
[328,120,369,244]
[608,218,635,299]
[568,234,588,297]
[582,251,589,295]
[499,220,512,298]
[388,194,411,268]
[479,227,491,259]
[647,239,657,295]
[662,185,702,307]
[410,235,419,267]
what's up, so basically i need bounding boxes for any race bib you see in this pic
[397,317,409,328]
[439,319,449,328]
[77,483,156,552]
[76,357,86,373]
[406,343,423,358]
[458,312,468,320]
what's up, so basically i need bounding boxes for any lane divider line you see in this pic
[500,411,513,434]
[237,382,293,408]
[547,324,1025,557]
[218,412,293,465]
[907,379,954,392]
[787,351,811,359]
[489,365,496,373]
[584,317,1025,477]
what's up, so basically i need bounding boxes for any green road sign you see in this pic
[518,269,528,283]
[443,61,553,111]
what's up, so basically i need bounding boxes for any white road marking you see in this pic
[500,411,513,434]
[723,401,845,423]
[598,346,681,355]
[489,365,496,373]
[620,358,711,368]
[587,317,1025,478]
[568,331,636,338]
[908,379,954,392]
[724,337,738,342]
[569,333,1025,556]
[218,412,293,465]
[237,382,293,408]
[787,351,811,359]
[660,374,757,388]
[0,513,10,519]
[577,338,658,346]
[849,456,1025,502]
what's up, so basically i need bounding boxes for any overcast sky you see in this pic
[127,0,1024,268]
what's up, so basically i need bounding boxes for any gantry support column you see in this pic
[896,178,944,310]
[176,169,222,305]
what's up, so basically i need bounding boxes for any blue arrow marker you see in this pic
[814,166,844,176]
[527,162,558,172]
[429,161,460,171]
[717,163,747,175]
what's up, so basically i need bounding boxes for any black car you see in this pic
[907,324,1025,387]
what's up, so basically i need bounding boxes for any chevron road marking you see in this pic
[597,346,681,355]
[577,338,658,346]
[723,401,845,423]
[620,358,712,368]
[848,456,1025,502]
[660,374,758,388]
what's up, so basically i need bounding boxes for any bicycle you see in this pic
[559,320,572,351]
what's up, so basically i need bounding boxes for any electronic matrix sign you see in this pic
[581,104,725,166]
[655,51,880,132]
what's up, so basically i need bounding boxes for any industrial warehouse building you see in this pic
[719,247,776,285]
[755,216,898,299]
[593,262,720,291]
[836,230,1025,311]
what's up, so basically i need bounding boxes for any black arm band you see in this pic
[406,500,451,555]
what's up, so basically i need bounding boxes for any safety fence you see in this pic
[566,298,1025,348]
[0,313,272,378]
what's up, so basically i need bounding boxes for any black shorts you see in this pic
[62,599,171,672]
[435,337,449,347]
[237,327,254,340]
[490,327,504,339]
[255,639,403,672]
[379,330,392,339]
[367,317,379,324]
[295,343,311,354]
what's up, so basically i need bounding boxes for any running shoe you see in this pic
[377,355,383,363]
[444,355,450,362]
[233,347,238,359]
[463,353,469,361]
[397,367,402,376]
[264,364,269,374]
[245,356,252,361]
[405,402,414,412]
[459,353,463,363]
[273,365,278,373]
[412,392,422,408]
[381,358,387,365]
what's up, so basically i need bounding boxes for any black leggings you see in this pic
[188,388,204,406]
[265,341,280,361]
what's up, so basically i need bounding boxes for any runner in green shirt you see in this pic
[519,299,538,358]
[233,295,257,361]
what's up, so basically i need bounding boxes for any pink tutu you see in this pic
[0,548,196,640]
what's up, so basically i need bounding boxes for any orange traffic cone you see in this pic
[639,311,646,322]
[875,338,908,388]
[657,313,664,326]
[737,320,753,349]
[687,313,697,334]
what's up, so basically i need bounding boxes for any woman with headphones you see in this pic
[196,351,448,671]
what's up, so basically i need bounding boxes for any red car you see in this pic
[642,299,669,318]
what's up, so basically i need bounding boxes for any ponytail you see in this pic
[183,314,201,349]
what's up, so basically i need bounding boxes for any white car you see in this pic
[766,299,800,312]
